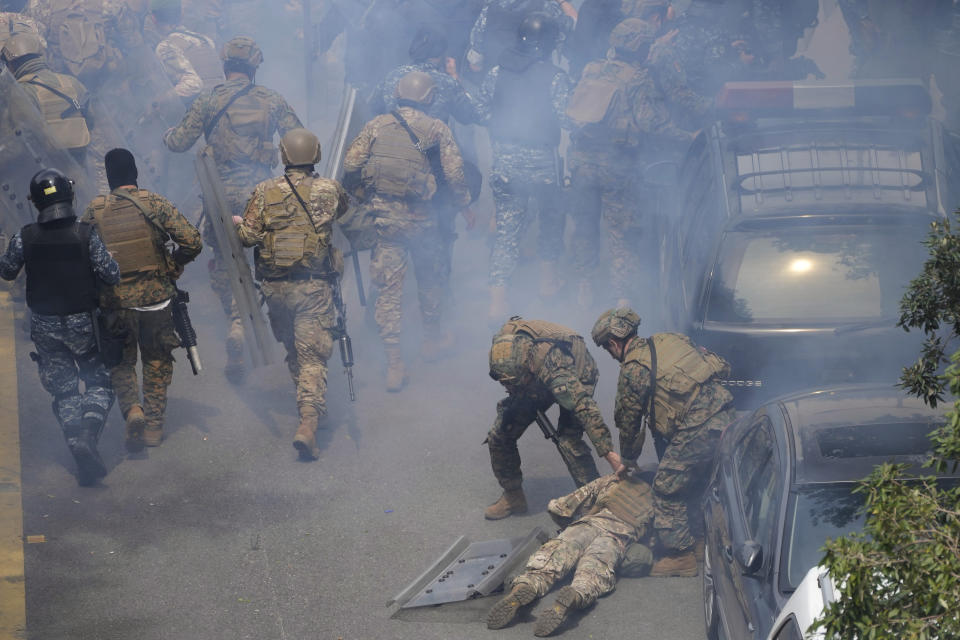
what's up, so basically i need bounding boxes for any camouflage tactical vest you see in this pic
[90,190,167,277]
[20,72,90,149]
[167,30,224,91]
[624,333,730,436]
[497,317,589,377]
[362,114,435,200]
[567,59,646,147]
[45,0,114,80]
[597,476,653,533]
[257,175,333,277]
[209,85,276,167]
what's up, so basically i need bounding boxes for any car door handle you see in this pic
[722,544,734,563]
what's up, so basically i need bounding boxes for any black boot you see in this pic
[65,420,106,486]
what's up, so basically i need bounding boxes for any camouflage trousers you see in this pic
[107,307,181,431]
[653,407,735,552]
[488,393,601,490]
[488,172,565,287]
[513,518,635,606]
[261,278,336,420]
[369,215,445,346]
[30,312,114,429]
[569,150,661,301]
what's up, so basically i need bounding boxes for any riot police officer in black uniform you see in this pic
[0,168,120,486]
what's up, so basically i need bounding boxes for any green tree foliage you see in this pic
[816,214,960,639]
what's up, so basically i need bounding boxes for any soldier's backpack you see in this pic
[566,59,646,146]
[46,0,114,80]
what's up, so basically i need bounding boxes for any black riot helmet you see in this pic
[29,168,76,223]
[516,12,559,58]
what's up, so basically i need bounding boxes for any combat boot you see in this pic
[65,422,106,487]
[538,261,562,299]
[483,488,527,520]
[533,586,584,637]
[293,414,320,461]
[143,425,164,447]
[224,327,246,385]
[385,347,407,392]
[420,329,454,363]
[486,582,538,629]
[650,549,698,577]
[124,404,146,453]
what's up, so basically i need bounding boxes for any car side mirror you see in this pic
[736,541,763,575]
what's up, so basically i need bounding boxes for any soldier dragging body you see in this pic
[234,128,349,461]
[0,169,120,486]
[82,148,202,451]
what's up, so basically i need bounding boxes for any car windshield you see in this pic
[782,478,960,591]
[705,222,929,324]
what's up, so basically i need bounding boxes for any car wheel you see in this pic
[703,543,723,640]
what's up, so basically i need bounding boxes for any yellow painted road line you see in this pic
[0,290,25,639]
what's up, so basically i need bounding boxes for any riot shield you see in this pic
[0,68,94,232]
[194,149,276,368]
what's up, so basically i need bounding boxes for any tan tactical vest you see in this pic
[498,318,589,376]
[21,72,90,149]
[597,477,653,533]
[566,59,646,146]
[624,333,730,436]
[210,86,276,167]
[362,115,435,200]
[90,190,166,276]
[167,30,224,91]
[257,176,332,277]
[45,0,112,79]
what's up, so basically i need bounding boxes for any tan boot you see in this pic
[143,426,163,447]
[650,549,698,577]
[488,285,508,327]
[486,583,538,630]
[538,261,562,299]
[420,329,454,363]
[483,488,528,520]
[124,405,146,453]
[385,347,407,392]
[533,586,584,637]
[224,330,246,384]
[292,416,320,461]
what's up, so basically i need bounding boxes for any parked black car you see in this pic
[661,80,954,407]
[701,384,960,640]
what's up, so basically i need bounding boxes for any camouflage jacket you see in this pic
[163,77,303,174]
[154,26,218,101]
[237,168,349,279]
[647,24,715,129]
[343,106,470,207]
[547,473,654,541]
[82,187,202,309]
[372,61,482,125]
[614,335,732,460]
[495,342,614,457]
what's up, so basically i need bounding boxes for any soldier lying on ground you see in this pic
[487,470,656,637]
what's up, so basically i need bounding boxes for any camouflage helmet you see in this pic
[280,128,322,166]
[609,18,658,55]
[489,332,534,388]
[1,33,44,64]
[395,71,436,105]
[591,307,641,346]
[221,36,263,69]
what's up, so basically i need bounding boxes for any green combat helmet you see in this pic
[591,307,641,346]
[280,128,321,167]
[1,32,43,66]
[489,332,534,389]
[221,36,263,72]
[395,70,436,106]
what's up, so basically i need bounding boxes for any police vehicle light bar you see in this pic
[716,80,931,117]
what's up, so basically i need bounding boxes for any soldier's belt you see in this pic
[261,271,335,282]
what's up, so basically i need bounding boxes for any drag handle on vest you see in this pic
[536,409,575,468]
[172,288,202,375]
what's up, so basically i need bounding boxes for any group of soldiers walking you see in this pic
[2,0,959,636]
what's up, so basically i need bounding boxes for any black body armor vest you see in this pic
[21,220,98,315]
[490,53,562,147]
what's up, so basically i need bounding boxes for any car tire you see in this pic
[703,543,724,640]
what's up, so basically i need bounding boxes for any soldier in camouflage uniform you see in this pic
[466,0,575,73]
[0,169,120,486]
[163,36,302,381]
[592,308,735,577]
[343,71,469,391]
[567,18,694,309]
[150,0,222,104]
[485,317,625,520]
[82,148,202,450]
[0,2,45,51]
[235,129,349,461]
[476,13,572,322]
[488,471,656,636]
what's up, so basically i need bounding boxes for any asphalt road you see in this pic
[10,217,706,640]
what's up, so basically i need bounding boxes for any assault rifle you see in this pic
[332,276,356,401]
[535,409,576,469]
[172,288,202,375]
